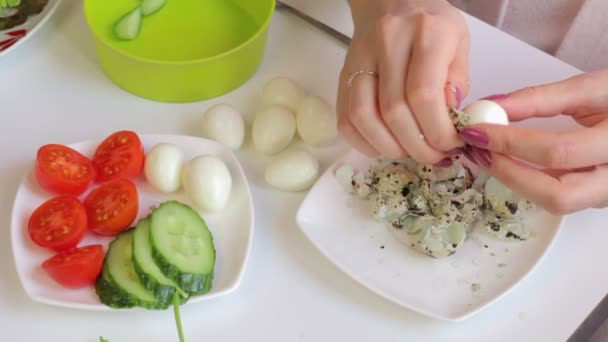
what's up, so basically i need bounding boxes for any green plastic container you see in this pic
[84,0,275,103]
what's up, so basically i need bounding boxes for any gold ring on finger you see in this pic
[347,69,378,88]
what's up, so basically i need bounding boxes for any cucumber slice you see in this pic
[95,265,136,309]
[133,217,188,304]
[6,0,20,7]
[150,201,215,294]
[141,0,167,16]
[105,229,168,309]
[114,7,142,40]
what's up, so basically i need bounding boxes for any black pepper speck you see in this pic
[507,202,518,215]
[505,232,521,240]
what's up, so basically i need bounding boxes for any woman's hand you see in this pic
[460,69,608,215]
[337,0,470,164]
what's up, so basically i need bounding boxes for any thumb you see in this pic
[490,69,608,122]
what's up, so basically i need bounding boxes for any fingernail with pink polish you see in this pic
[470,146,492,168]
[434,158,453,168]
[462,147,477,164]
[481,93,508,101]
[460,128,489,147]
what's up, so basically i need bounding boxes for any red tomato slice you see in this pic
[28,196,88,251]
[35,144,96,196]
[83,179,139,235]
[92,131,144,182]
[42,245,105,289]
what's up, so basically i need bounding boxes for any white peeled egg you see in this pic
[265,149,320,192]
[296,95,338,147]
[463,100,509,126]
[144,143,184,193]
[261,77,305,112]
[252,104,296,155]
[200,103,245,150]
[182,155,232,212]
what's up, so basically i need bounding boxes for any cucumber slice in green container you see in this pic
[132,217,189,304]
[150,201,216,295]
[141,0,167,16]
[114,7,142,40]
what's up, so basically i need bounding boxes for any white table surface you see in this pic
[1,0,604,341]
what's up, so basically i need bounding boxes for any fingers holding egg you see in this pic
[462,100,509,126]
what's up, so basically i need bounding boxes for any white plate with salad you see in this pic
[0,0,61,56]
[296,149,564,321]
[10,131,254,311]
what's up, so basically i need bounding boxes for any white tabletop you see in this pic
[1,1,604,341]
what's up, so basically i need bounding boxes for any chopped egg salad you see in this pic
[336,157,535,258]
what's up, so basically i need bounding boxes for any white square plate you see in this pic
[10,134,254,311]
[296,150,564,321]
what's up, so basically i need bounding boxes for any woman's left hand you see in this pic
[460,69,608,215]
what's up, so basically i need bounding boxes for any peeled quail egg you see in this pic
[182,155,232,212]
[261,77,305,112]
[199,103,245,150]
[463,100,509,126]
[252,104,296,155]
[265,149,320,191]
[296,95,338,147]
[144,143,184,193]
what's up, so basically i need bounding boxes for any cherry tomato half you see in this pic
[83,178,139,235]
[92,130,144,182]
[28,196,88,252]
[42,245,105,289]
[35,144,96,196]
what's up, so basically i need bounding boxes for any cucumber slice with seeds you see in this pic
[114,7,142,40]
[141,0,167,16]
[150,201,215,294]
[133,217,188,304]
[105,229,167,310]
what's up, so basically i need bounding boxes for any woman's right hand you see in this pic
[337,0,470,164]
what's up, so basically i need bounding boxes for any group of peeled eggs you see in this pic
[143,77,333,215]
[196,76,337,194]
